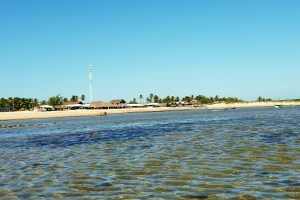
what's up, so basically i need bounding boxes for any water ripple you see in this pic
[0,108,300,199]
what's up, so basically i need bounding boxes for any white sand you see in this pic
[0,102,299,121]
[206,101,300,109]
[0,107,193,121]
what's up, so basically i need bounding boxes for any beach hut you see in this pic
[146,103,160,108]
[127,103,145,108]
[63,101,83,105]
[110,99,127,108]
[111,99,126,105]
[90,101,114,109]
[35,105,55,111]
[63,101,84,110]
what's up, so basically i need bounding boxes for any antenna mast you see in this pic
[89,63,93,103]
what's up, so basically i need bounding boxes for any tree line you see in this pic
[130,94,244,104]
[0,94,85,111]
[0,94,286,112]
[0,97,39,111]
[47,94,86,106]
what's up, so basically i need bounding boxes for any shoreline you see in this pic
[0,107,194,121]
[206,101,300,109]
[0,101,300,121]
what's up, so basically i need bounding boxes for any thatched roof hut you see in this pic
[127,103,145,108]
[111,99,126,105]
[90,100,127,109]
[63,101,83,105]
[90,101,114,109]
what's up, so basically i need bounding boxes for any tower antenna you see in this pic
[89,62,93,103]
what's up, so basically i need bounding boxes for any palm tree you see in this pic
[139,94,143,104]
[214,95,219,102]
[70,95,79,102]
[80,94,85,102]
[130,98,137,104]
[149,93,154,103]
[33,98,39,106]
[40,100,47,105]
[171,96,175,102]
[7,97,14,111]
[153,95,159,103]
[48,95,64,106]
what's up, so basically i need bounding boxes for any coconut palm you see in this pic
[149,93,154,103]
[80,94,85,102]
[70,95,79,102]
[139,94,143,104]
[48,95,64,106]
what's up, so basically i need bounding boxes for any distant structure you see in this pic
[89,63,93,102]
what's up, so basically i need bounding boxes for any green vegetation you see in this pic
[255,96,300,102]
[47,95,64,106]
[0,97,39,111]
[139,94,143,103]
[130,98,138,104]
[48,94,86,106]
[282,99,300,102]
[130,94,244,104]
[0,94,86,111]
[80,94,85,101]
[257,96,273,102]
[1,93,299,112]
[70,95,79,102]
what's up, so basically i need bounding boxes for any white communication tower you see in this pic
[89,63,93,103]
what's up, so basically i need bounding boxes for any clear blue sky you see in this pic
[1,0,299,101]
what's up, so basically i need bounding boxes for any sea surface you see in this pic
[0,107,300,199]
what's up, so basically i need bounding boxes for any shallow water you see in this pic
[0,107,300,199]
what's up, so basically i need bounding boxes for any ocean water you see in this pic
[0,107,299,199]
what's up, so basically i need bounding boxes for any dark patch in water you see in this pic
[255,170,280,176]
[1,122,195,148]
[100,182,113,187]
[31,163,50,167]
[181,193,209,199]
[281,180,300,187]
[259,130,299,144]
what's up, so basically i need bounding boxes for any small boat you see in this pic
[274,105,288,108]
[210,109,222,112]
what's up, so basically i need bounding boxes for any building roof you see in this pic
[90,101,114,108]
[39,105,54,108]
[147,103,160,106]
[65,104,84,107]
[127,103,144,107]
[111,99,126,104]
[64,101,83,105]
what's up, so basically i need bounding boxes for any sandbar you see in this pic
[0,102,299,121]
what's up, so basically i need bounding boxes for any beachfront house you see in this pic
[111,99,126,105]
[146,103,160,108]
[63,101,84,110]
[127,103,145,108]
[35,105,55,111]
[89,99,127,109]
[111,99,127,108]
[90,101,114,109]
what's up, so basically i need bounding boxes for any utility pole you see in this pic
[89,63,93,103]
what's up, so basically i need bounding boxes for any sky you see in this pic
[0,0,300,101]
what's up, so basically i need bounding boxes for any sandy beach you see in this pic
[206,101,300,109]
[0,107,194,121]
[0,101,299,121]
